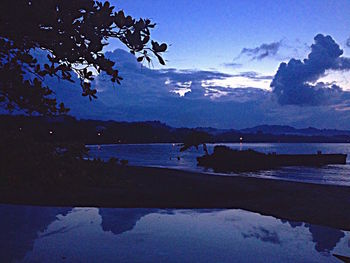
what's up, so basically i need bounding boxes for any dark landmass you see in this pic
[1,114,350,231]
[2,114,350,144]
[1,165,350,231]
[197,145,347,172]
[240,124,350,137]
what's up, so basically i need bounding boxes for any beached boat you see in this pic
[197,145,347,172]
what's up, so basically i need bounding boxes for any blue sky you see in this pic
[110,0,350,73]
[53,1,350,129]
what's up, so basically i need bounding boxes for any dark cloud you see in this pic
[202,87,269,102]
[222,62,242,68]
[39,48,350,130]
[242,227,281,244]
[234,71,273,80]
[237,41,282,60]
[271,34,350,106]
[160,68,232,82]
[346,37,350,48]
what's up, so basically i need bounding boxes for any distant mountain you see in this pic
[239,125,350,137]
[2,115,350,144]
[240,125,296,134]
[194,127,233,135]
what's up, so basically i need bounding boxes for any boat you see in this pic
[196,145,347,172]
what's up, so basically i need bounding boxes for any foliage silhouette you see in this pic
[0,0,167,115]
[180,131,213,155]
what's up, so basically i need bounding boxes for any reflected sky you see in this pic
[0,205,349,263]
[0,205,71,263]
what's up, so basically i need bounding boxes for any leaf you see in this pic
[158,43,167,52]
[125,16,134,27]
[142,35,150,44]
[155,53,165,65]
[115,10,126,28]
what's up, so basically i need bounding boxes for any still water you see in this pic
[88,143,350,186]
[1,205,349,263]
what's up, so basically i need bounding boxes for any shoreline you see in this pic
[1,165,350,230]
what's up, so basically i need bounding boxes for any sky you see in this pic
[54,0,350,129]
[110,0,350,74]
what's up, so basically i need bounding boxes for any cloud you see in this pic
[242,227,281,244]
[222,62,242,68]
[271,34,350,106]
[203,87,269,102]
[38,48,350,130]
[234,71,273,80]
[237,41,282,60]
[346,37,350,48]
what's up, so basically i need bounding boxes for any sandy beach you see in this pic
[1,165,350,230]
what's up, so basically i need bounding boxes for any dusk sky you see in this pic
[111,0,350,73]
[54,1,350,129]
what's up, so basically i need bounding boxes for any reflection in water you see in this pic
[0,205,349,262]
[281,219,303,228]
[0,205,71,262]
[242,226,281,244]
[99,208,157,235]
[99,208,224,235]
[306,224,345,253]
[281,220,346,253]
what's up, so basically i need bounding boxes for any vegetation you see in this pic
[0,129,122,187]
[180,131,213,155]
[0,0,167,115]
[0,1,168,186]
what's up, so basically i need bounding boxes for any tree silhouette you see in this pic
[180,131,212,155]
[0,0,167,115]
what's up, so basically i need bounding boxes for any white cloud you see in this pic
[50,48,350,130]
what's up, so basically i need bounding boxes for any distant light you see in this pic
[172,143,175,147]
[240,137,243,141]
[19,127,22,131]
[97,132,101,136]
[49,130,53,135]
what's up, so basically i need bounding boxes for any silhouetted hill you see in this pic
[240,125,350,136]
[194,127,232,135]
[241,125,297,135]
[2,115,350,144]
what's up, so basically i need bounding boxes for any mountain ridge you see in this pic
[2,115,350,144]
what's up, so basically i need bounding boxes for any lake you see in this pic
[1,204,349,262]
[88,143,350,186]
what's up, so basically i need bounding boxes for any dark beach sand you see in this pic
[1,166,350,230]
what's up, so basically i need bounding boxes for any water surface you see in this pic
[1,205,349,263]
[88,143,350,186]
